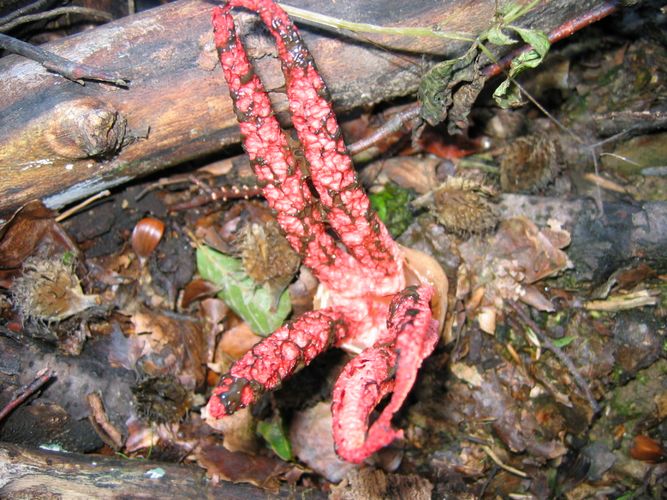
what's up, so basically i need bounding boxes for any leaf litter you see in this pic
[0,1,666,497]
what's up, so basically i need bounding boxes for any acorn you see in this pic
[413,177,499,237]
[12,256,99,322]
[131,217,165,267]
[630,435,665,463]
[500,134,562,193]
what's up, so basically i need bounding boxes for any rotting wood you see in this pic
[0,0,608,215]
[0,442,324,498]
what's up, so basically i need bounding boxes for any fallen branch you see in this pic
[0,442,324,498]
[0,367,53,422]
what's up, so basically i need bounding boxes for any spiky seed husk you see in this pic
[500,134,562,193]
[238,218,300,295]
[425,177,499,237]
[12,256,98,322]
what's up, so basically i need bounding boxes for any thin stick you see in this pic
[0,368,54,422]
[0,6,113,33]
[508,301,601,414]
[279,3,475,42]
[0,0,54,27]
[348,105,421,155]
[0,33,128,86]
[56,189,111,222]
[482,445,529,478]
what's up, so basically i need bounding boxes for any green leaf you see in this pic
[492,46,547,109]
[510,48,545,75]
[196,245,291,336]
[369,183,415,238]
[61,251,75,266]
[257,417,292,461]
[486,25,516,46]
[492,78,522,108]
[552,336,575,348]
[509,26,550,58]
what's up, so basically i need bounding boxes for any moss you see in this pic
[369,182,415,238]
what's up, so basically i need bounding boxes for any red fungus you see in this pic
[207,0,442,463]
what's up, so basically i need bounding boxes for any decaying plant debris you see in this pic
[1,0,666,497]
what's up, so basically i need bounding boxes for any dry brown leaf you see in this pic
[458,217,571,333]
[0,200,79,269]
[214,321,262,362]
[365,156,440,194]
[181,278,219,308]
[289,402,357,483]
[205,406,259,454]
[195,441,296,492]
[129,308,206,388]
[401,244,449,341]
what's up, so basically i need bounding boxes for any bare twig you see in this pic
[279,3,474,42]
[87,392,124,450]
[582,173,628,194]
[56,190,111,222]
[0,368,54,422]
[482,445,529,478]
[348,105,421,156]
[0,6,113,33]
[168,181,262,211]
[0,0,54,27]
[0,33,128,86]
[508,301,601,414]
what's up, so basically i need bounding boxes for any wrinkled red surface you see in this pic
[208,309,347,416]
[332,286,438,463]
[208,0,439,463]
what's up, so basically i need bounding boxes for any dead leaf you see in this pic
[458,217,571,333]
[0,200,79,269]
[401,245,449,341]
[128,308,206,389]
[195,441,295,492]
[289,402,357,483]
[214,321,262,362]
[205,406,259,454]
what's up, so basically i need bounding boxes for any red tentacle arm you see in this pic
[332,285,438,463]
[208,1,440,464]
[212,6,362,292]
[207,308,348,417]
[215,0,403,297]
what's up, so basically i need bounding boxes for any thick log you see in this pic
[0,0,607,215]
[0,442,323,498]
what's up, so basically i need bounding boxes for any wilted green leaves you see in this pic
[418,0,550,128]
[492,25,550,108]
